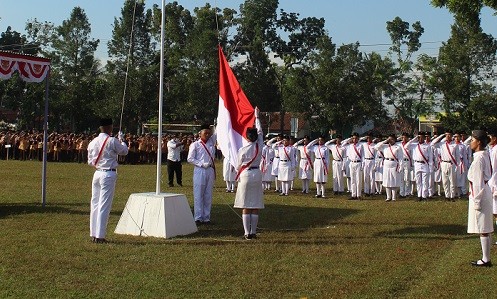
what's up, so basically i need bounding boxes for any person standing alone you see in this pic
[167,134,183,187]
[87,118,128,243]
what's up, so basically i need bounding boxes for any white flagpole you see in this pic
[156,0,165,195]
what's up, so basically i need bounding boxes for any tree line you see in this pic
[0,0,496,135]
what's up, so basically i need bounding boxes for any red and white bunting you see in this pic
[0,52,50,83]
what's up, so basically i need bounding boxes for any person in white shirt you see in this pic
[222,151,237,192]
[267,135,282,193]
[260,141,274,190]
[374,134,403,201]
[187,124,217,225]
[487,130,497,244]
[294,136,313,194]
[398,132,415,198]
[166,134,183,187]
[327,134,347,195]
[409,131,434,201]
[277,135,297,196]
[307,136,330,198]
[431,129,460,201]
[87,118,129,243]
[345,132,364,200]
[234,108,264,240]
[453,132,469,198]
[362,133,376,197]
[467,130,493,267]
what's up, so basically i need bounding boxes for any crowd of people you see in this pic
[3,125,496,266]
[0,129,204,164]
[256,130,480,202]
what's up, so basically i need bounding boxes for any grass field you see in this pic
[1,160,497,298]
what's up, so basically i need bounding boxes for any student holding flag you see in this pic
[234,107,264,240]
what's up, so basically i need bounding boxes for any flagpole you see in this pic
[156,0,165,195]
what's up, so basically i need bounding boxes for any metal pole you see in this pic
[41,69,50,207]
[156,0,165,195]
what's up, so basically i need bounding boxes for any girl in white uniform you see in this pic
[234,108,264,240]
[467,130,493,267]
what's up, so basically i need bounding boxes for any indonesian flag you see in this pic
[217,45,255,168]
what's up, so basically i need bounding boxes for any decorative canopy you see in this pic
[0,51,50,83]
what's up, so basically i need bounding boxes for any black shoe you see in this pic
[178,183,183,187]
[417,197,422,202]
[348,197,357,200]
[94,238,108,244]
[195,220,202,225]
[244,234,253,240]
[279,193,285,196]
[168,184,174,187]
[203,221,211,225]
[471,259,492,267]
[315,194,322,198]
[249,234,257,239]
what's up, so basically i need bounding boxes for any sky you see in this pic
[1,0,497,61]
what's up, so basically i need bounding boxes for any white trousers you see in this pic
[441,162,457,199]
[415,171,429,199]
[349,162,362,197]
[363,160,375,194]
[400,163,412,196]
[332,160,345,192]
[193,166,215,222]
[90,170,117,239]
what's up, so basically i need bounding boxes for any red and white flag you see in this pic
[217,45,254,168]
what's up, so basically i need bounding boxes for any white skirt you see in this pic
[234,169,264,209]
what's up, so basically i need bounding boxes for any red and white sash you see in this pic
[200,140,216,177]
[93,136,110,168]
[417,143,429,164]
[352,143,362,160]
[445,142,457,165]
[235,143,259,181]
[318,145,328,175]
[303,146,313,171]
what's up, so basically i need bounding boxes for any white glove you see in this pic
[255,106,260,118]
[202,162,210,168]
[474,202,481,211]
[118,131,124,141]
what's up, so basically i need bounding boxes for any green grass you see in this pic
[1,160,496,298]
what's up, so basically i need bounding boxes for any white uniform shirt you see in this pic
[167,139,183,162]
[346,142,364,162]
[187,134,217,168]
[87,133,128,169]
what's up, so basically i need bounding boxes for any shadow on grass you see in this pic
[0,202,89,218]
[374,224,470,240]
[191,203,359,240]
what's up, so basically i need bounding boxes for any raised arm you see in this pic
[306,138,318,150]
[430,134,444,146]
[266,137,277,146]
[373,139,387,150]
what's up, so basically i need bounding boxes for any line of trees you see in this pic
[0,0,496,135]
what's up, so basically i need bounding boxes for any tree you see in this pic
[106,0,157,133]
[232,0,329,132]
[49,7,100,132]
[385,17,433,134]
[432,0,497,131]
